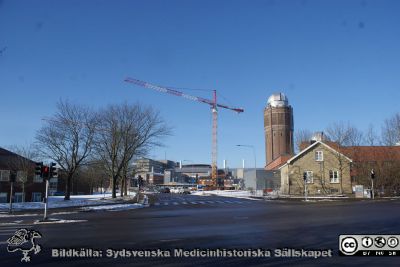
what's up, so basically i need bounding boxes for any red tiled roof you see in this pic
[265,155,292,170]
[340,146,400,162]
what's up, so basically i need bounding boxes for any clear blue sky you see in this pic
[1,0,400,168]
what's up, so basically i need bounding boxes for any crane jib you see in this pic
[125,77,244,113]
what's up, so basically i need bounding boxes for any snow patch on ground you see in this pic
[0,220,23,225]
[34,219,87,224]
[81,203,144,211]
[191,190,262,200]
[0,192,137,211]
[0,213,39,218]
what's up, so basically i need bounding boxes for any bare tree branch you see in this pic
[35,99,98,200]
[94,102,171,198]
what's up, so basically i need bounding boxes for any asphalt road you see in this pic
[1,193,400,267]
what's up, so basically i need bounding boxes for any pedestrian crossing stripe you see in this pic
[152,200,248,207]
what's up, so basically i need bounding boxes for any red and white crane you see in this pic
[124,77,244,187]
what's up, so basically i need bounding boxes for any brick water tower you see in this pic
[264,93,294,169]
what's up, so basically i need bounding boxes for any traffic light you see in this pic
[50,162,58,178]
[35,162,43,176]
[371,169,375,179]
[303,172,307,181]
[42,165,49,179]
[10,170,17,183]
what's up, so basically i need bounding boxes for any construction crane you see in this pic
[124,77,244,187]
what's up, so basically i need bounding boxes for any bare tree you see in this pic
[326,122,363,146]
[35,100,98,200]
[326,122,362,194]
[382,113,400,146]
[94,103,170,198]
[364,124,380,146]
[294,129,313,152]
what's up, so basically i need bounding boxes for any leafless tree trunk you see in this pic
[94,102,170,198]
[35,100,98,200]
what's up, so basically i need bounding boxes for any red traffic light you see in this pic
[42,166,49,174]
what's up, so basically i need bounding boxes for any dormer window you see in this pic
[315,151,323,161]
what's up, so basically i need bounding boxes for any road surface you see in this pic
[1,193,399,266]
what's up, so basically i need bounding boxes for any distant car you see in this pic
[170,188,180,194]
[160,187,170,193]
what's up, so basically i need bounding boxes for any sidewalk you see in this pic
[0,192,142,215]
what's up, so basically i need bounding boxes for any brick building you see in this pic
[279,141,353,196]
[264,93,294,170]
[0,147,45,203]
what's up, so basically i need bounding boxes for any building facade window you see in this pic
[315,151,323,161]
[32,192,42,202]
[305,171,313,183]
[329,170,340,183]
[0,170,10,181]
[14,192,25,203]
[0,192,7,203]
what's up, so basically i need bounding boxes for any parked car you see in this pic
[160,187,170,193]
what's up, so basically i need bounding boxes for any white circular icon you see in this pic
[362,237,373,248]
[374,237,386,248]
[341,237,358,254]
[387,237,399,248]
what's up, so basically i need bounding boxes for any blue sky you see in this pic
[1,0,400,168]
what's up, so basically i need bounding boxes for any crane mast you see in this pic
[124,77,243,188]
[211,90,218,184]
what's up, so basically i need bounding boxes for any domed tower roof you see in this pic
[267,93,289,107]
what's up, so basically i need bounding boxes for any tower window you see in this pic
[315,151,323,161]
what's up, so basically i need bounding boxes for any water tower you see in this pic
[264,93,294,167]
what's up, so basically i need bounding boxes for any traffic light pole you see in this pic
[43,164,51,221]
[371,169,375,200]
[43,178,49,220]
[9,181,14,214]
[371,179,375,200]
[303,172,308,202]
